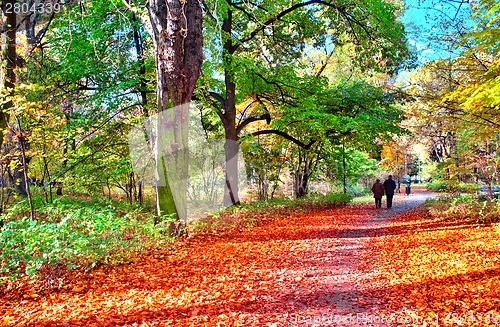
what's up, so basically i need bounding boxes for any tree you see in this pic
[3,1,157,208]
[0,0,16,149]
[123,0,203,221]
[0,0,57,202]
[400,0,500,184]
[239,76,406,198]
[442,0,500,133]
[200,0,412,204]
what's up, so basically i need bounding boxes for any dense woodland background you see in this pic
[0,0,499,281]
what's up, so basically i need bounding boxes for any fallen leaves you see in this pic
[360,206,500,326]
[0,203,371,326]
[1,190,499,326]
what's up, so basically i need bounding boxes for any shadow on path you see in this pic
[1,190,448,327]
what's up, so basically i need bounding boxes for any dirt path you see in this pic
[316,190,436,327]
[0,190,436,327]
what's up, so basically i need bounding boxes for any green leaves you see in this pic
[0,196,172,281]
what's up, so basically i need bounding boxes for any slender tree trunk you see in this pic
[0,164,5,215]
[221,10,241,206]
[131,10,147,206]
[147,0,203,222]
[0,0,17,150]
[137,180,143,204]
[131,12,149,115]
[342,141,347,194]
[15,115,35,220]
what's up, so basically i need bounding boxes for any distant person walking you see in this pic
[371,179,384,208]
[405,179,411,195]
[383,175,397,208]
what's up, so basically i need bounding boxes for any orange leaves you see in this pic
[362,205,500,326]
[2,193,500,326]
[0,204,360,326]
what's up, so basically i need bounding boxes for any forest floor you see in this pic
[2,189,500,326]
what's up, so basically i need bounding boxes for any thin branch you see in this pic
[226,0,259,23]
[236,113,271,134]
[251,129,315,149]
[201,0,217,22]
[200,89,225,120]
[122,0,152,35]
[315,48,335,78]
[234,0,345,52]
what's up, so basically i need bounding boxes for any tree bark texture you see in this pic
[147,0,203,220]
[0,0,17,150]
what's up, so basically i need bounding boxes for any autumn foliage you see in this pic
[1,190,500,326]
[359,206,500,326]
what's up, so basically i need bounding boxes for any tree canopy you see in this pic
[1,0,497,228]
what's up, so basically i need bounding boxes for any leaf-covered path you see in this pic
[3,189,500,326]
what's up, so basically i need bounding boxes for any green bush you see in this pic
[346,185,371,197]
[456,182,480,193]
[426,179,448,191]
[427,179,479,193]
[0,196,173,283]
[321,192,354,206]
[425,194,500,224]
[192,192,353,232]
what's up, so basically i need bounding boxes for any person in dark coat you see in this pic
[383,175,397,208]
[371,179,384,208]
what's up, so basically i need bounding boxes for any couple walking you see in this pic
[371,175,397,209]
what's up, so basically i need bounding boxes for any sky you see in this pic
[400,0,475,64]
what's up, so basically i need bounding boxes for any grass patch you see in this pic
[191,192,353,232]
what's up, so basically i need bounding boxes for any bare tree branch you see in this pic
[251,129,315,149]
[236,113,271,134]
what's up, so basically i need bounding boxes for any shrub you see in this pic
[427,179,479,194]
[346,185,371,197]
[191,192,353,232]
[321,192,354,206]
[454,182,479,194]
[0,196,173,284]
[425,194,500,224]
[427,179,449,192]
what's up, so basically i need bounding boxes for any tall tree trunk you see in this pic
[221,10,241,206]
[147,0,203,221]
[14,115,35,219]
[131,12,149,115]
[0,0,17,149]
[131,10,147,205]
[293,168,309,198]
[223,132,240,205]
[293,175,307,198]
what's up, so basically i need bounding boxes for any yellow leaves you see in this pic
[440,57,500,133]
[22,293,39,299]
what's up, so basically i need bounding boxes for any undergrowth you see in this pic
[0,192,352,289]
[425,194,500,224]
[191,192,353,232]
[0,195,173,287]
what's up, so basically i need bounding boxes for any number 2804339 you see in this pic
[3,1,61,15]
